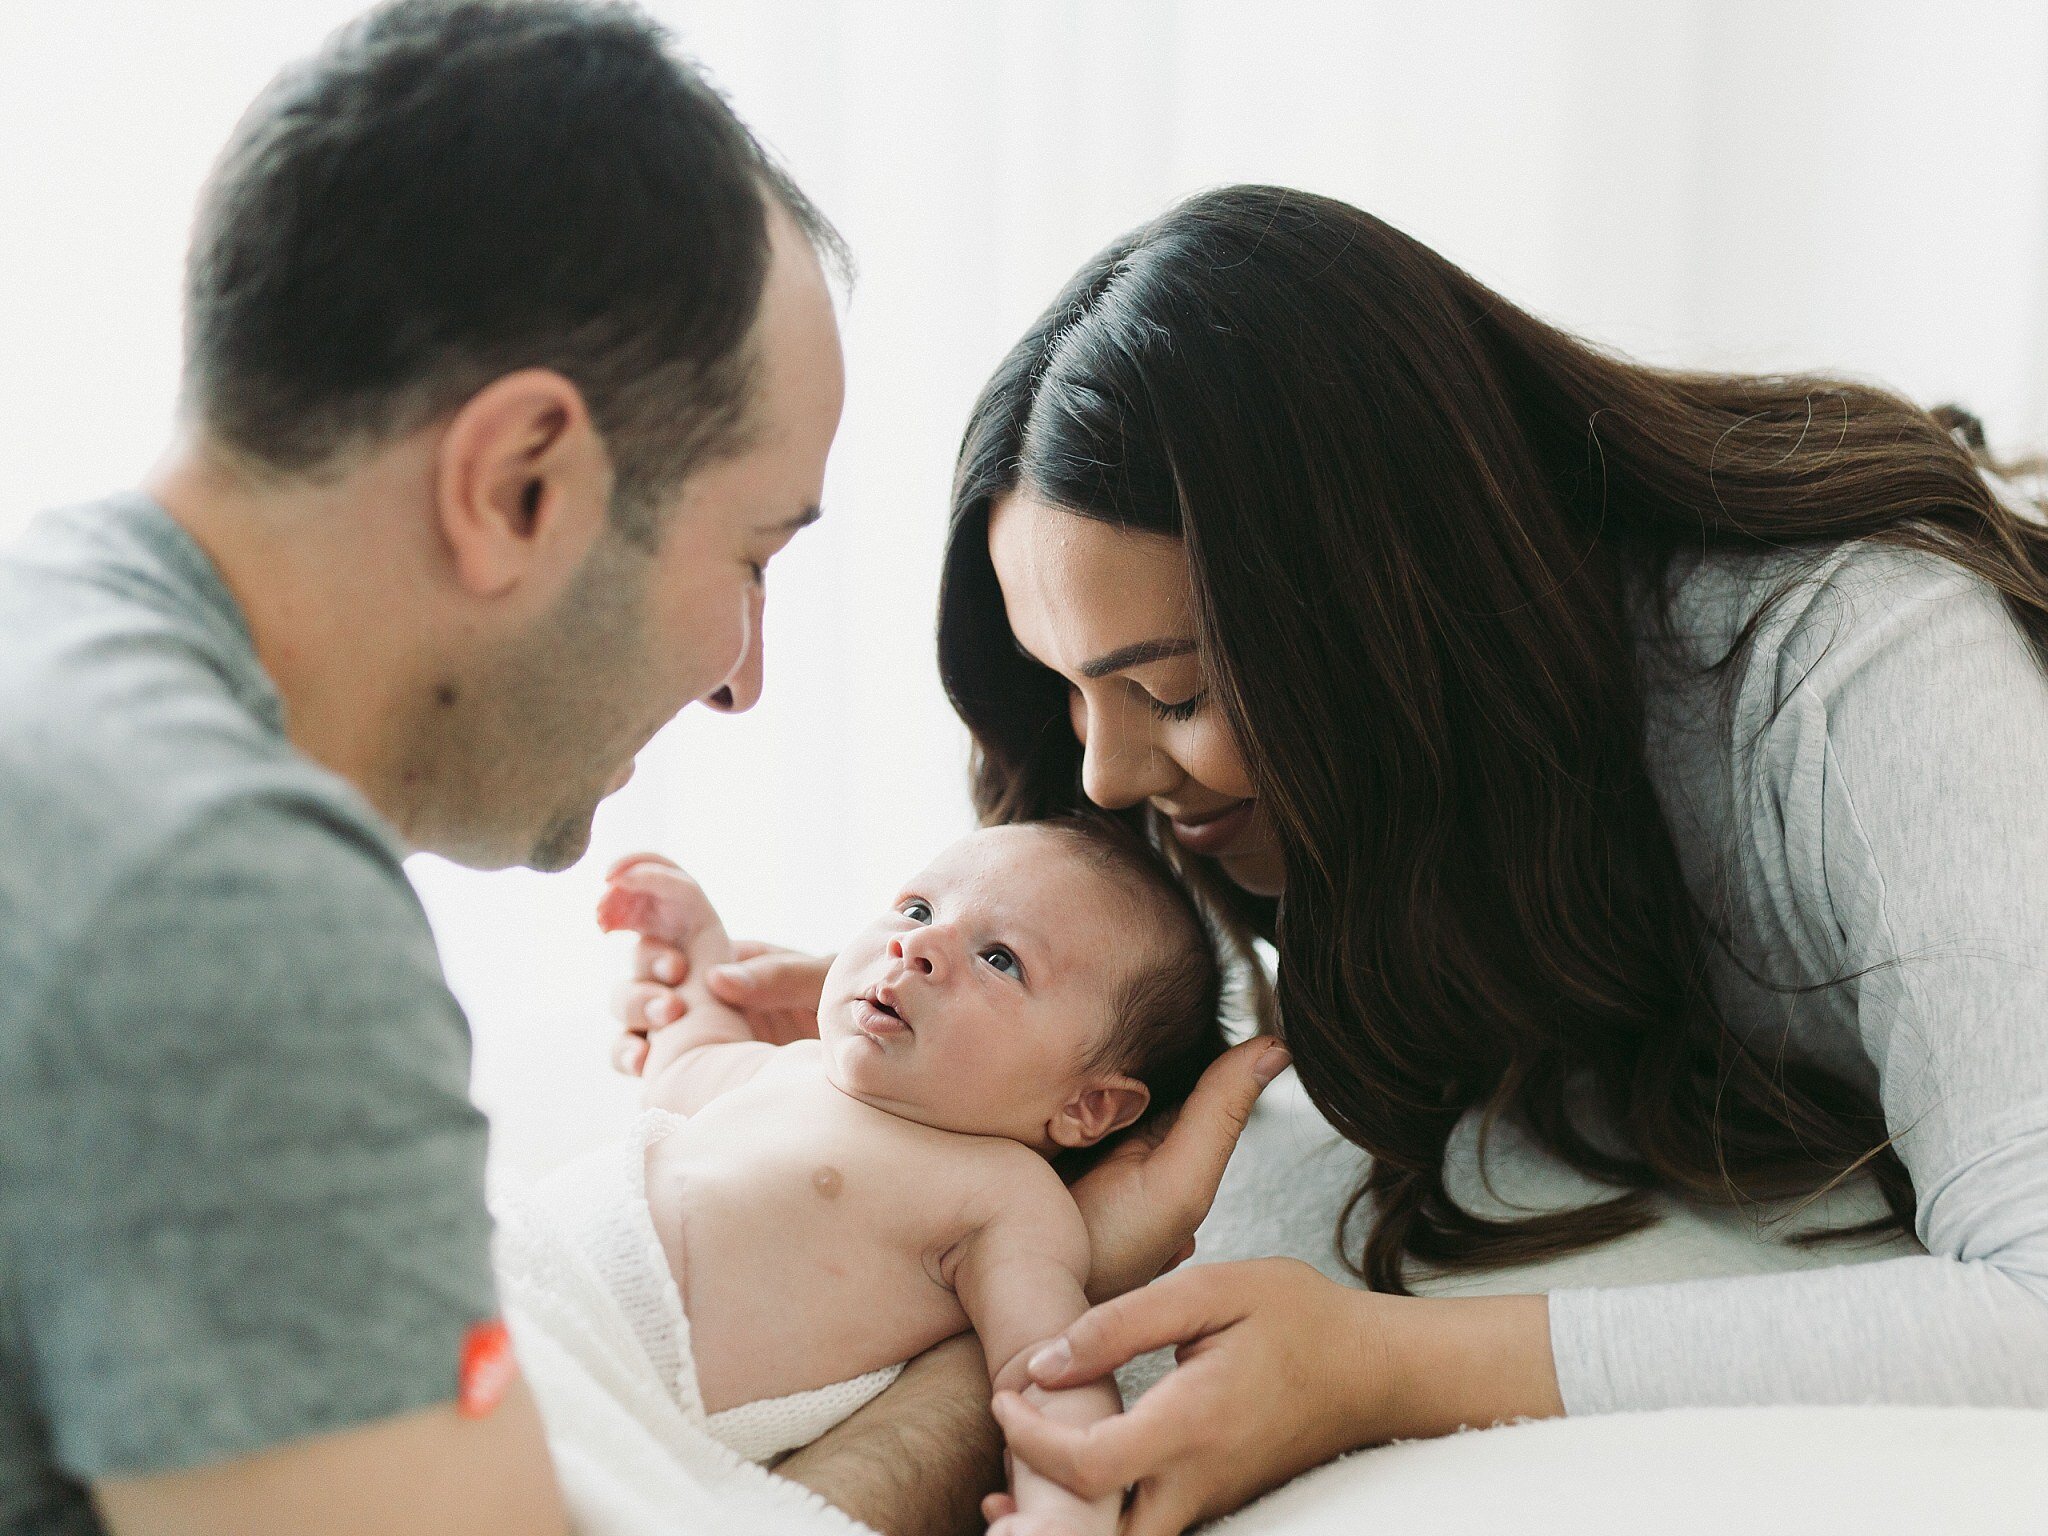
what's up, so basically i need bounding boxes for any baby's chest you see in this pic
[672,1097,978,1285]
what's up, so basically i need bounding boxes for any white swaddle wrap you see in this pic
[519,1109,903,1464]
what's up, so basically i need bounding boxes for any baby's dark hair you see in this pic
[1034,815,1227,1118]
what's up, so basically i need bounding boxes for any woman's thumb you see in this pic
[1158,1038,1289,1190]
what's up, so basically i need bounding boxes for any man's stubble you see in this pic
[423,528,663,872]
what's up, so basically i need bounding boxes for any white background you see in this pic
[5,1,2047,1184]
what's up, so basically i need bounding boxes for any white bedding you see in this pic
[1209,1405,2048,1534]
[504,1068,2046,1533]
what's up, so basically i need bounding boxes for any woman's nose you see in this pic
[1077,697,1179,810]
[702,586,766,714]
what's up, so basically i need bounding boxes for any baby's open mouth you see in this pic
[856,989,911,1036]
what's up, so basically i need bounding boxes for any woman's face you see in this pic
[988,492,1285,896]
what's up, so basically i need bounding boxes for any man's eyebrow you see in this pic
[1077,637,1197,679]
[756,504,822,535]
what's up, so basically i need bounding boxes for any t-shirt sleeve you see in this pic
[11,792,495,1478]
[1550,555,2048,1411]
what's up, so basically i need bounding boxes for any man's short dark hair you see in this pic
[182,0,843,541]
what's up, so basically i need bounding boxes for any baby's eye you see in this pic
[980,945,1021,978]
[899,898,933,923]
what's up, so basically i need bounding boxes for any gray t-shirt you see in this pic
[1550,535,2048,1409]
[0,495,494,1532]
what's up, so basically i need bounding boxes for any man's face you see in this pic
[458,204,845,871]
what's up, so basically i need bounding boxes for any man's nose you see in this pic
[702,587,766,714]
[1078,697,1179,811]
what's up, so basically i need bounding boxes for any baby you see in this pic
[549,817,1225,1533]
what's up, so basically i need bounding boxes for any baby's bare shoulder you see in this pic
[911,1136,1091,1294]
[958,1139,1085,1242]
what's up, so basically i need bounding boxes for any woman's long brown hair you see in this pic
[937,185,2048,1292]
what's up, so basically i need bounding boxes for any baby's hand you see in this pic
[597,853,723,951]
[983,1472,1118,1536]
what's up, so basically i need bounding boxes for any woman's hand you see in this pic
[1070,1040,1290,1303]
[609,931,832,1073]
[981,1261,1562,1536]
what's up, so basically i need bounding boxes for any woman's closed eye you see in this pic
[1149,689,1207,722]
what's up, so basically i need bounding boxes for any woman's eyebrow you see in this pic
[1079,637,1196,679]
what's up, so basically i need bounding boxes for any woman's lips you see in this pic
[1166,799,1255,857]
[853,996,909,1040]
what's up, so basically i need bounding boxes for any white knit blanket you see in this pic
[493,1189,877,1536]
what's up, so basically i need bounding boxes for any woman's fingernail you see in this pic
[1253,1043,1292,1084]
[1027,1338,1072,1379]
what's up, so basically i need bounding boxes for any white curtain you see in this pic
[4,0,2046,1183]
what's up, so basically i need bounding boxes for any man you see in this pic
[0,3,1012,1531]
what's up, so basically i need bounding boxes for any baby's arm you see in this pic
[949,1164,1122,1536]
[598,856,777,1113]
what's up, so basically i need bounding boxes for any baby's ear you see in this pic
[1049,1075,1151,1150]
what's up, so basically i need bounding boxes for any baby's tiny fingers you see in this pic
[634,937,688,986]
[613,981,682,1029]
[605,850,680,881]
[612,1032,649,1076]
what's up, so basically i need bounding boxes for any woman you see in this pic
[625,185,2048,1536]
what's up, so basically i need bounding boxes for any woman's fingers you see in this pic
[1124,1480,1204,1536]
[1145,1039,1288,1221]
[992,1390,1183,1502]
[1028,1268,1240,1388]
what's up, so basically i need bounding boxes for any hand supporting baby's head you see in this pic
[818,817,1226,1153]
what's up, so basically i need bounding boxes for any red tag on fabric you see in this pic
[458,1318,517,1418]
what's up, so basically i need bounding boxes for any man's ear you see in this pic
[433,368,613,599]
[1049,1075,1152,1150]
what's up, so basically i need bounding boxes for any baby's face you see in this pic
[818,825,1135,1146]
